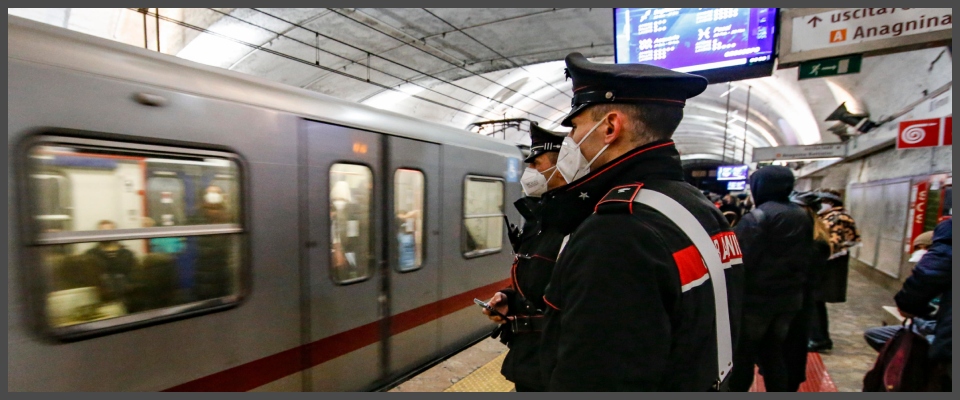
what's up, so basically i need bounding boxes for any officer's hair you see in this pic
[588,103,683,144]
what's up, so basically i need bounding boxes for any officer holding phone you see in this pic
[480,122,582,392]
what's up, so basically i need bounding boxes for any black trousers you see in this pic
[729,310,798,392]
[808,301,831,344]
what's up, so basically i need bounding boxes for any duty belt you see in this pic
[510,315,545,334]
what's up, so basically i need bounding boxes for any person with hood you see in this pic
[808,188,861,352]
[728,166,813,392]
[894,218,952,391]
[482,122,568,392]
[779,191,833,391]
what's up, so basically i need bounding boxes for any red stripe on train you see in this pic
[164,279,511,392]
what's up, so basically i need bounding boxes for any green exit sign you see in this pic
[798,54,862,80]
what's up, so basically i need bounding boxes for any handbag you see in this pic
[862,318,931,391]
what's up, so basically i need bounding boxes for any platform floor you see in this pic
[390,265,895,392]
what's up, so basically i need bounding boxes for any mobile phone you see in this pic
[474,298,509,320]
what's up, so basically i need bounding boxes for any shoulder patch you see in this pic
[594,183,644,214]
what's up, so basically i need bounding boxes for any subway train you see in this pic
[8,16,524,391]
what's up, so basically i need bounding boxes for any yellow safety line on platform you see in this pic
[443,352,515,392]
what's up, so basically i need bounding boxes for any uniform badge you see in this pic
[594,183,644,214]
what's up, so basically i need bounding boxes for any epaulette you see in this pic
[594,183,644,214]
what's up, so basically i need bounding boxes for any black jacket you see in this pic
[733,166,812,314]
[497,196,571,390]
[539,141,745,391]
[895,218,952,361]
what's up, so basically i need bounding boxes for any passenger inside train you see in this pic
[33,142,244,328]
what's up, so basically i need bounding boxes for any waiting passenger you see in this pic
[720,194,742,227]
[84,220,138,305]
[861,231,937,352]
[808,188,861,353]
[780,191,833,391]
[893,218,952,391]
[729,166,813,392]
[737,192,753,213]
[481,122,567,392]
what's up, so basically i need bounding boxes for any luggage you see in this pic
[863,319,931,391]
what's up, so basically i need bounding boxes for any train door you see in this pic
[384,136,442,379]
[303,121,384,391]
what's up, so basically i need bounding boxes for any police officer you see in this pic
[538,53,745,391]
[483,122,571,392]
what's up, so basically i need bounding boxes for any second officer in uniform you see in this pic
[482,122,579,392]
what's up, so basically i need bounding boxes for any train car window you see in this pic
[25,139,244,338]
[462,176,504,258]
[330,163,374,283]
[395,169,425,272]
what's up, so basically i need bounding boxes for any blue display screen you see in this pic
[614,8,778,73]
[727,181,747,191]
[717,165,750,181]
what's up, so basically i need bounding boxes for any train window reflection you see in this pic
[26,140,245,334]
[462,176,504,257]
[330,163,373,283]
[395,169,425,272]
[28,145,241,232]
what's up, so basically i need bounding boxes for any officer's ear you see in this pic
[601,111,627,145]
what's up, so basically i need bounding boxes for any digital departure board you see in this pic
[717,165,750,181]
[614,8,779,83]
[727,181,747,191]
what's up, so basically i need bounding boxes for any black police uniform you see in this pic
[538,53,745,391]
[495,122,571,392]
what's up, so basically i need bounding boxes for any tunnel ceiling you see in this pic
[10,8,952,163]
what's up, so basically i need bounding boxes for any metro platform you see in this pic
[389,263,899,392]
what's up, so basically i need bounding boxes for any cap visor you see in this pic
[560,103,589,127]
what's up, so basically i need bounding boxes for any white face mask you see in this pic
[520,166,558,197]
[204,191,223,204]
[908,249,928,263]
[333,199,347,211]
[556,118,610,183]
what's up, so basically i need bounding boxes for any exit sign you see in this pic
[798,54,862,80]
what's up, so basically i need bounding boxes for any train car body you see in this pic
[8,16,522,391]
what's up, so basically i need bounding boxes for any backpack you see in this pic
[862,320,932,391]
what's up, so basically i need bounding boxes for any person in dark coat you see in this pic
[894,218,952,391]
[85,220,139,307]
[728,167,813,392]
[808,188,861,352]
[482,122,568,392]
[537,53,744,391]
[777,191,833,391]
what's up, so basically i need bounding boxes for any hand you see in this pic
[897,308,915,319]
[482,292,511,325]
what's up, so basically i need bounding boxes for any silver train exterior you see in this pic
[9,16,523,391]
